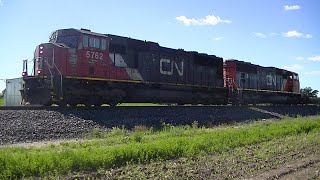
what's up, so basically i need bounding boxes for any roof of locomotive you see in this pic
[72,28,223,59]
[52,28,224,62]
[226,59,298,75]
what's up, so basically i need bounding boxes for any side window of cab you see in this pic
[101,39,107,50]
[83,35,89,48]
[89,38,100,48]
[83,35,107,51]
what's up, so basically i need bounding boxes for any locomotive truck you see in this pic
[20,28,301,106]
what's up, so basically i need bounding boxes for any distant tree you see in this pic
[300,87,319,97]
[0,89,4,99]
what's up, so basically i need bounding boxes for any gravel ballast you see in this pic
[0,106,319,145]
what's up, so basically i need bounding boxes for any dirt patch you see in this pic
[249,157,320,180]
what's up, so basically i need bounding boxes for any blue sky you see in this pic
[0,0,319,92]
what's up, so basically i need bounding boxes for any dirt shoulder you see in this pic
[69,131,320,179]
[250,156,320,180]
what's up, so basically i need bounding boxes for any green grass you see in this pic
[103,129,320,179]
[118,103,166,106]
[0,98,4,106]
[1,116,320,179]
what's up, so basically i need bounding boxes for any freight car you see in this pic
[20,28,302,106]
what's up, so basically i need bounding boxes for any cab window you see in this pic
[89,37,100,48]
[101,39,107,50]
[83,35,88,48]
[95,38,100,48]
[89,38,95,48]
[56,35,79,48]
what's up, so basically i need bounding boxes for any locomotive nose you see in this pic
[33,43,56,76]
[34,45,45,76]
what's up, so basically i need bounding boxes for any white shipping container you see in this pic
[5,78,24,106]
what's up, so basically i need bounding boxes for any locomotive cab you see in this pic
[21,29,81,105]
[21,28,124,106]
[23,29,80,78]
[284,72,300,93]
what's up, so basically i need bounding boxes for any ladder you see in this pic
[42,49,64,101]
[226,77,243,105]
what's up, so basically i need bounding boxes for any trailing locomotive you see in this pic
[21,28,301,106]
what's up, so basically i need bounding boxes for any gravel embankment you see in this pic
[0,110,101,145]
[0,106,319,145]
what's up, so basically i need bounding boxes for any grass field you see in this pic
[103,128,320,179]
[0,116,320,179]
[0,98,4,106]
[118,103,165,106]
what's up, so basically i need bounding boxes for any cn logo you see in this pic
[160,59,184,76]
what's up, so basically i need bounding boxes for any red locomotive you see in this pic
[224,60,300,105]
[21,28,301,106]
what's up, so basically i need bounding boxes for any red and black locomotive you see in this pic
[21,28,301,106]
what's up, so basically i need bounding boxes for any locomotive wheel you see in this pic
[68,103,78,107]
[58,101,67,107]
[84,103,92,107]
[108,101,118,107]
[43,101,53,106]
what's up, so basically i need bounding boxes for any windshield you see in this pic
[56,35,79,48]
[49,30,79,48]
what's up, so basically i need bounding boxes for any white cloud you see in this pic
[214,37,224,41]
[253,32,278,38]
[269,32,278,36]
[296,56,304,60]
[305,34,312,39]
[0,0,3,6]
[283,30,302,37]
[284,5,300,11]
[254,32,267,38]
[176,15,231,26]
[252,31,311,39]
[283,64,303,71]
[307,56,320,62]
[283,30,312,39]
[305,71,320,76]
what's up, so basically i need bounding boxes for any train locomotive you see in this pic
[21,28,301,106]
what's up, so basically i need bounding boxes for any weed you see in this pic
[132,132,143,143]
[109,126,126,137]
[191,121,199,129]
[161,121,174,132]
[133,125,150,133]
[89,128,107,139]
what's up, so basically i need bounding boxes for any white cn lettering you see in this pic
[160,59,173,75]
[266,74,276,86]
[175,61,184,76]
[160,58,184,76]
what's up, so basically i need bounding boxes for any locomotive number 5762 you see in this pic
[85,50,103,60]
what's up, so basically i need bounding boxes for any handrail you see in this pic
[42,49,63,99]
[52,49,63,99]
[22,59,28,76]
[43,58,54,88]
[225,77,238,90]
